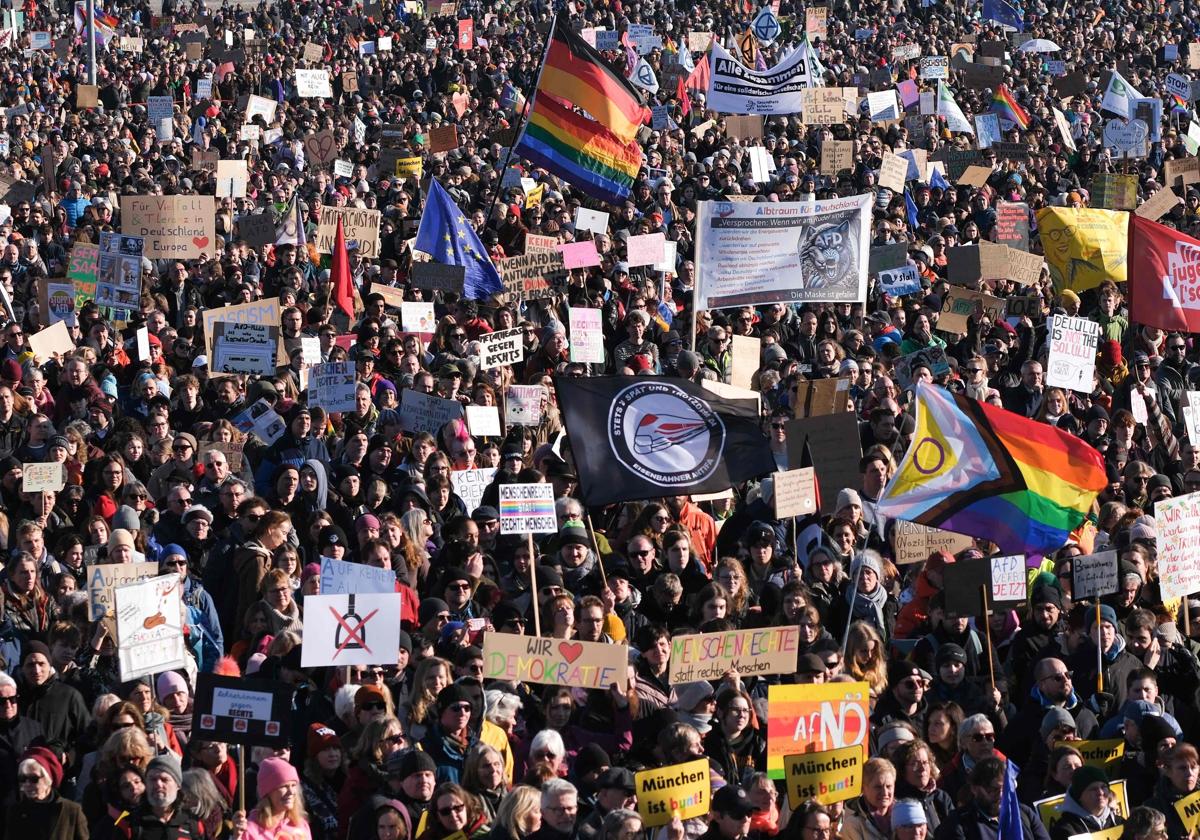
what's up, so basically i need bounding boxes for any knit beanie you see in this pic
[256,756,300,799]
[22,745,63,788]
[1068,764,1108,803]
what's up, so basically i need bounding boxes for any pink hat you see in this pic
[257,756,300,799]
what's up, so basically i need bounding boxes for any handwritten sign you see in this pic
[295,69,333,97]
[784,745,863,808]
[399,389,464,436]
[635,759,710,827]
[668,626,799,683]
[1072,550,1118,599]
[88,562,159,634]
[1047,314,1101,391]
[773,468,817,519]
[120,195,216,259]
[114,574,187,681]
[569,307,604,364]
[990,554,1026,604]
[892,521,974,565]
[1156,491,1200,599]
[315,206,381,258]
[22,462,64,493]
[482,631,628,690]
[309,361,356,413]
[451,467,497,514]
[478,328,524,369]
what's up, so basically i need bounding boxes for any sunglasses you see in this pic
[360,701,387,711]
[17,775,41,784]
[438,804,466,817]
[970,732,996,743]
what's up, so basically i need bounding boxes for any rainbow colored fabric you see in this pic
[878,382,1107,554]
[992,84,1031,130]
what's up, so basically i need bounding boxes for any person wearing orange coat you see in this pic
[895,550,951,639]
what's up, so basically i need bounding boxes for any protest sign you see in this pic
[320,557,397,595]
[482,632,628,690]
[465,405,502,437]
[627,233,666,267]
[569,307,605,364]
[316,206,381,258]
[95,232,143,317]
[1072,550,1119,599]
[1047,314,1101,391]
[198,440,244,472]
[995,201,1031,251]
[400,389,464,436]
[499,250,567,299]
[300,593,403,667]
[192,673,292,747]
[939,287,1005,332]
[41,280,76,328]
[505,384,543,426]
[820,140,854,175]
[231,398,286,445]
[308,362,356,413]
[410,262,465,293]
[559,240,601,269]
[452,467,497,514]
[303,130,339,166]
[77,84,98,108]
[1055,738,1125,770]
[148,95,174,139]
[1036,782,1128,830]
[1176,789,1200,836]
[68,243,99,309]
[869,243,909,274]
[766,682,870,778]
[1156,491,1200,599]
[114,574,187,681]
[28,321,74,360]
[22,462,64,493]
[295,69,333,97]
[120,196,215,259]
[942,557,992,618]
[203,298,281,356]
[635,759,710,827]
[784,745,864,808]
[401,302,436,335]
[773,468,818,519]
[696,195,871,307]
[575,207,610,236]
[499,483,557,534]
[212,321,279,375]
[668,626,799,683]
[730,335,760,388]
[1136,187,1183,220]
[87,562,159,634]
[893,346,950,388]
[479,328,525,369]
[877,152,908,192]
[238,213,277,248]
[891,520,974,565]
[787,414,861,514]
[879,265,921,296]
[990,554,1026,604]
[920,56,948,79]
[805,6,827,36]
[791,377,850,417]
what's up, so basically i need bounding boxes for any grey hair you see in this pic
[602,810,642,840]
[958,713,992,748]
[541,777,577,806]
[529,728,566,759]
[0,671,16,692]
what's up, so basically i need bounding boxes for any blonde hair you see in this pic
[253,783,307,830]
[408,657,450,731]
[495,785,542,838]
[845,621,888,694]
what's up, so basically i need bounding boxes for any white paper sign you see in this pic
[1047,314,1101,391]
[575,207,610,236]
[505,384,543,426]
[295,69,333,98]
[1072,550,1119,599]
[569,307,605,364]
[478,328,524,369]
[22,462,65,492]
[114,574,187,681]
[465,405,502,437]
[499,483,557,534]
[319,557,396,595]
[299,592,404,667]
[309,361,356,413]
[989,554,1026,603]
[452,467,497,514]
[1156,492,1200,599]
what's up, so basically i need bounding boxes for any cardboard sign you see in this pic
[766,682,870,779]
[309,361,356,413]
[483,631,628,689]
[115,574,187,681]
[668,626,800,683]
[990,554,1027,604]
[1135,187,1182,220]
[428,125,459,154]
[303,130,339,166]
[773,468,818,519]
[791,377,850,418]
[785,745,864,808]
[478,328,524,369]
[451,467,497,515]
[820,140,854,176]
[120,195,216,259]
[1156,491,1200,599]
[877,152,908,192]
[192,673,291,747]
[465,405,502,437]
[505,384,544,426]
[1055,738,1125,770]
[319,557,396,595]
[202,298,281,356]
[786,413,861,515]
[499,483,556,534]
[300,592,404,666]
[893,346,951,388]
[499,250,567,298]
[399,388,464,436]
[238,213,277,249]
[410,262,465,293]
[892,520,974,565]
[1036,781,1129,830]
[77,84,98,108]
[198,440,244,473]
[88,561,160,636]
[635,759,710,827]
[1047,314,1101,391]
[212,321,279,375]
[316,206,381,258]
[939,286,1005,332]
[22,462,65,493]
[729,334,760,389]
[569,307,605,364]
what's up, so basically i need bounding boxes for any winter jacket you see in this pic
[4,793,89,840]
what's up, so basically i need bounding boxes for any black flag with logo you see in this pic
[554,375,777,507]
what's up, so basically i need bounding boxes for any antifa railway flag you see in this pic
[1128,214,1200,332]
[554,376,776,506]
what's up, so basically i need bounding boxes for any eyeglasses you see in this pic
[1041,670,1072,682]
[17,774,41,784]
[361,701,387,711]
[438,803,466,817]
[971,732,996,742]
[447,703,472,713]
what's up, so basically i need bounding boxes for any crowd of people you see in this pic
[1,1,1200,840]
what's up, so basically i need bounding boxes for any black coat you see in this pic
[19,678,89,761]
[934,802,1051,840]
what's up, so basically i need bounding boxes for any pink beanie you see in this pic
[257,756,300,800]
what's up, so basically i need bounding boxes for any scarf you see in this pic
[847,581,888,630]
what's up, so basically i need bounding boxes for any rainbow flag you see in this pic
[540,17,650,144]
[515,92,642,206]
[878,382,1106,555]
[992,84,1031,130]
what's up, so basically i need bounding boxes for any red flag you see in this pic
[677,75,690,117]
[330,216,354,319]
[1129,214,1200,331]
[685,54,710,92]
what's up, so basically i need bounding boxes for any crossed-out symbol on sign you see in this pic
[330,605,378,657]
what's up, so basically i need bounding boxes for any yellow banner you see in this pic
[1175,788,1200,836]
[524,183,545,208]
[395,156,423,178]
[1054,738,1125,771]
[1035,780,1128,829]
[634,758,710,828]
[1036,207,1129,293]
[784,745,864,808]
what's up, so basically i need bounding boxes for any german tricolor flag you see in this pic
[540,17,650,145]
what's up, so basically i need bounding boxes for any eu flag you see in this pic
[415,180,505,300]
[930,167,950,192]
[998,759,1023,840]
[905,189,919,230]
[983,0,1024,30]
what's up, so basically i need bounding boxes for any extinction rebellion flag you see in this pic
[554,376,776,506]
[1128,214,1200,332]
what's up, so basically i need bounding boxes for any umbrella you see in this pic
[1018,39,1061,53]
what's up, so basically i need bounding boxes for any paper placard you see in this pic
[766,682,870,779]
[990,554,1026,604]
[120,195,216,260]
[295,69,332,98]
[399,388,464,436]
[192,673,291,747]
[784,745,864,808]
[1072,550,1119,599]
[319,557,396,595]
[482,631,629,690]
[465,405,502,437]
[28,320,74,360]
[88,562,159,635]
[558,240,600,269]
[569,307,604,364]
[309,361,356,413]
[22,462,65,492]
[451,467,497,514]
[299,592,404,667]
[1156,491,1200,599]
[212,321,279,375]
[627,232,666,267]
[114,574,187,681]
[575,207,609,236]
[1047,314,1101,391]
[315,206,381,258]
[635,759,711,827]
[1135,187,1183,220]
[820,140,854,175]
[877,152,908,192]
[668,625,800,684]
[478,328,524,369]
[499,482,557,533]
[773,467,817,519]
[891,520,975,565]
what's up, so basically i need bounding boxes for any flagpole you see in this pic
[86,0,96,84]
[483,15,558,229]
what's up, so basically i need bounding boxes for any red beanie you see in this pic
[307,723,340,756]
[22,745,63,788]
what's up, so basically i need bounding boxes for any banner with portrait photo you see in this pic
[696,194,871,308]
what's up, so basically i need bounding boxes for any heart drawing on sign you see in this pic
[1102,119,1149,154]
[306,132,337,163]
[193,236,209,249]
[558,641,583,663]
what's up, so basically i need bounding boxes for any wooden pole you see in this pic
[528,533,541,637]
[1096,599,1104,694]
[584,512,608,587]
[238,744,246,814]
[981,585,996,694]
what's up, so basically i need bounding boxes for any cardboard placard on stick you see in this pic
[773,467,818,519]
[792,377,850,417]
[481,631,629,690]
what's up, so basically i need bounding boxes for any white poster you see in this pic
[114,574,187,681]
[1072,550,1118,600]
[400,388,464,435]
[706,40,820,115]
[1156,492,1200,599]
[309,361,356,413]
[1047,314,1101,391]
[295,69,333,98]
[478,328,525,369]
[465,405,502,437]
[696,194,871,307]
[147,95,174,140]
[299,593,403,667]
[569,307,605,364]
[499,483,557,534]
[505,384,543,426]
[212,322,278,375]
[452,467,497,514]
[319,557,396,595]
